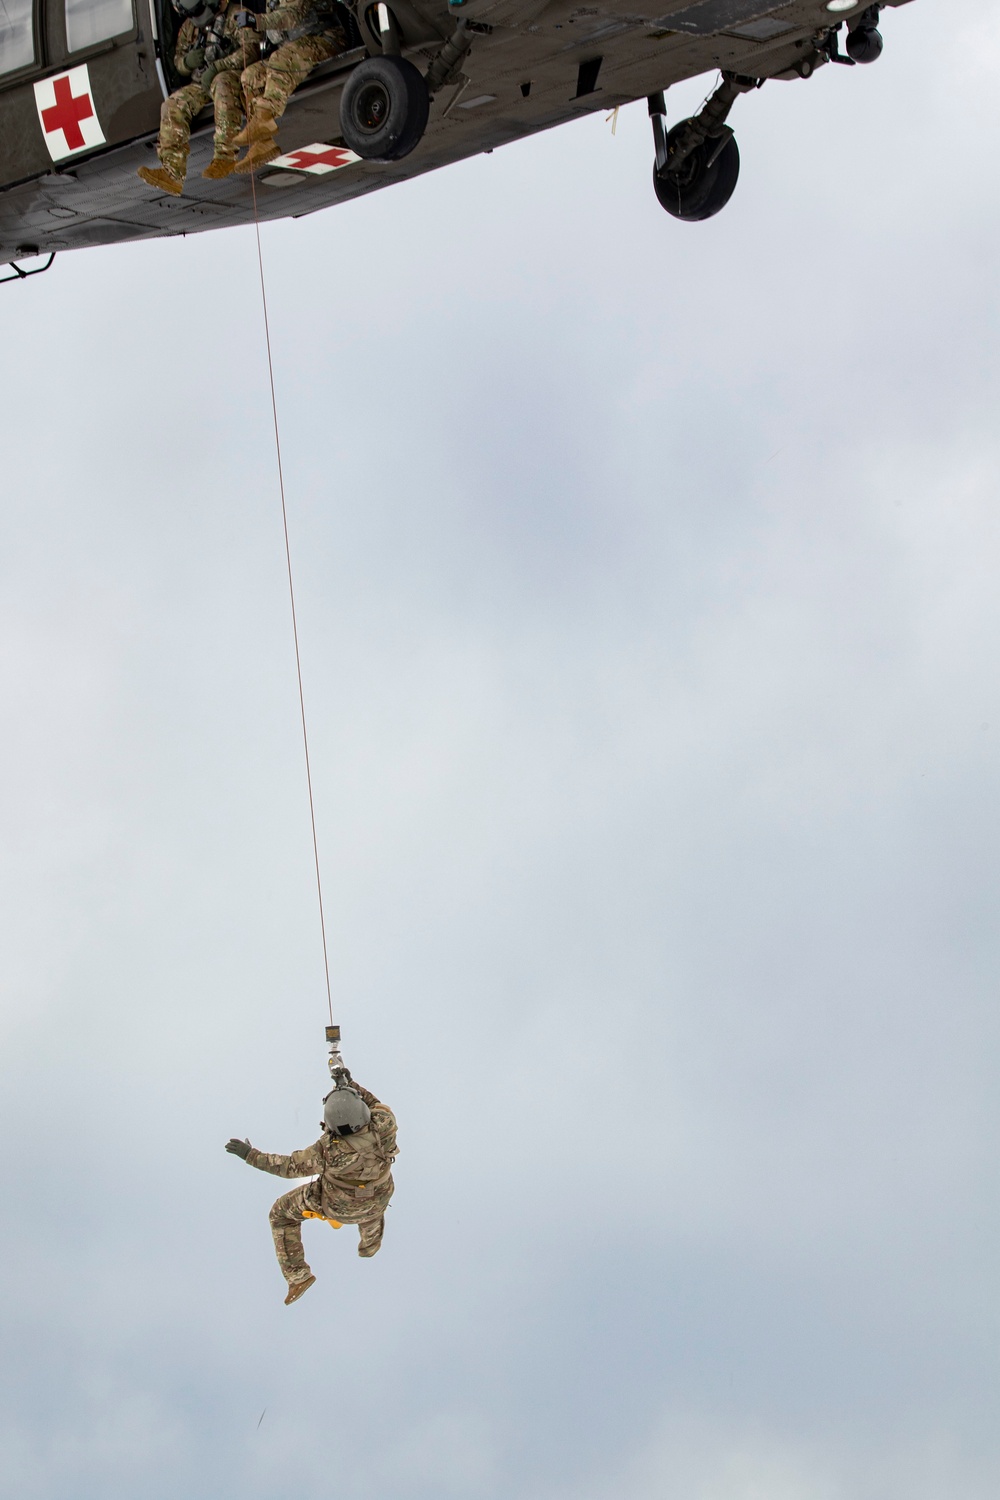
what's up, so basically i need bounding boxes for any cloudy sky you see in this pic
[1,3,998,1496]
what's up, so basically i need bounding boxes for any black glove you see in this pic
[233,10,260,28]
[225,1137,252,1159]
[183,45,205,69]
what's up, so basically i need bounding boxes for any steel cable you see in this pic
[247,157,334,1028]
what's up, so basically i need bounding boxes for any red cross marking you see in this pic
[285,146,352,170]
[42,76,94,151]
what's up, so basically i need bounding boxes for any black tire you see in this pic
[653,123,740,222]
[339,55,429,162]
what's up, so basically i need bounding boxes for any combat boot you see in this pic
[137,163,184,195]
[231,102,278,149]
[284,1274,316,1305]
[234,140,281,173]
[202,152,237,180]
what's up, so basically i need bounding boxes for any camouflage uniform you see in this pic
[154,8,262,178]
[245,1082,397,1289]
[239,0,346,128]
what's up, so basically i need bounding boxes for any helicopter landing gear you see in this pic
[648,73,756,222]
[340,55,429,160]
[339,6,429,161]
[651,119,741,221]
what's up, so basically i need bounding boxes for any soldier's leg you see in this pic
[138,82,207,190]
[202,71,245,176]
[260,34,345,124]
[235,35,344,170]
[157,82,209,176]
[269,1185,315,1288]
[230,60,268,150]
[241,60,268,116]
[212,71,245,155]
[357,1213,385,1258]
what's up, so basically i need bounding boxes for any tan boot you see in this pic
[231,103,278,149]
[234,141,281,174]
[137,163,184,195]
[283,1274,316,1305]
[202,153,237,180]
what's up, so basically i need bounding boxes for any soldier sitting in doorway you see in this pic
[230,0,348,172]
[225,1076,398,1304]
[137,0,262,193]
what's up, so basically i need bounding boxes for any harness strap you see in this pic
[323,1163,393,1200]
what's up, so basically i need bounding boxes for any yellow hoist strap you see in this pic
[301,1210,342,1228]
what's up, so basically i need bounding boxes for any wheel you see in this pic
[339,55,429,162]
[653,123,740,222]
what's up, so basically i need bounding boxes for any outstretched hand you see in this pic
[225,1137,251,1159]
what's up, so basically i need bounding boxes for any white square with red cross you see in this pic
[270,143,361,175]
[34,65,106,162]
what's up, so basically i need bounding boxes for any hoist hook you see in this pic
[326,1023,352,1084]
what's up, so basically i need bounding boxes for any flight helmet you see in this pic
[170,0,222,24]
[323,1086,371,1138]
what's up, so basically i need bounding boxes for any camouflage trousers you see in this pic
[157,71,246,177]
[241,32,345,126]
[269,1183,386,1286]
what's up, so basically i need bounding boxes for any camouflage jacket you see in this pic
[245,1082,398,1220]
[257,0,345,43]
[173,5,261,80]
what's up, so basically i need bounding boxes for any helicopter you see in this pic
[0,0,911,277]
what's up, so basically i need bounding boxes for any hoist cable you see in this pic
[248,171,334,1029]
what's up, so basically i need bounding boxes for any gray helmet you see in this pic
[323,1086,371,1137]
[170,0,220,23]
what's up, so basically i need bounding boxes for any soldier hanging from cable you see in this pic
[229,0,348,172]
[226,1032,397,1304]
[137,0,262,194]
